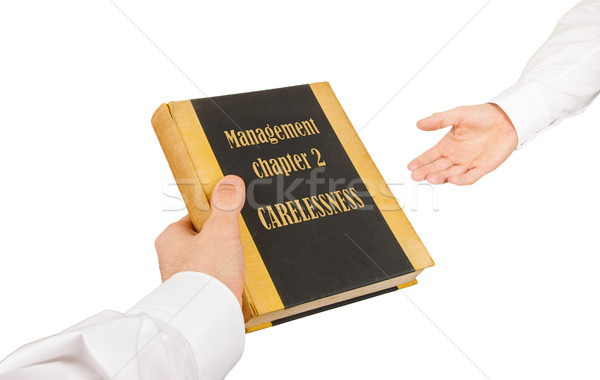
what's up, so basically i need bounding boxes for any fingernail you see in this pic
[220,175,244,187]
[213,176,245,212]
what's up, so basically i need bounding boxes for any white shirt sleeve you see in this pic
[490,0,600,148]
[0,272,245,380]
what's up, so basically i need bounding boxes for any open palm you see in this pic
[408,103,518,185]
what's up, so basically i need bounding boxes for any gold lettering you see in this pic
[265,125,278,144]
[311,195,326,217]
[258,207,271,229]
[224,130,240,148]
[257,157,273,177]
[245,129,258,145]
[300,153,311,169]
[273,125,284,140]
[349,187,365,208]
[302,197,318,219]
[225,119,319,149]
[325,193,342,214]
[334,190,351,212]
[319,193,334,215]
[266,206,283,228]
[280,123,298,139]
[237,131,250,146]
[343,188,357,209]
[294,199,311,221]
[285,201,302,223]
[252,162,263,178]
[295,122,306,136]
[256,128,268,144]
[286,154,298,171]
[294,154,306,170]
[307,118,320,135]
[269,158,283,175]
[277,156,292,176]
[258,188,364,229]
[274,204,293,226]
[301,120,313,135]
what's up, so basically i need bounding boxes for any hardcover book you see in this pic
[152,82,434,332]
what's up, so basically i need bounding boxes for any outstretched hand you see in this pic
[154,175,246,307]
[408,103,518,185]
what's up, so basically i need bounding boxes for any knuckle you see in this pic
[154,234,164,251]
[452,106,466,122]
[154,231,169,251]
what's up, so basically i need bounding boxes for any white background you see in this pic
[1,0,598,379]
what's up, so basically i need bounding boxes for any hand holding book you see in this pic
[155,175,246,307]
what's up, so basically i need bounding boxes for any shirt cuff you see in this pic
[126,272,245,380]
[490,82,553,149]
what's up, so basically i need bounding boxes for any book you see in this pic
[151,82,434,332]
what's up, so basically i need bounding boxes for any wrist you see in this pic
[487,103,518,149]
[490,82,552,149]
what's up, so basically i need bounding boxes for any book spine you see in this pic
[151,103,258,323]
[151,103,211,230]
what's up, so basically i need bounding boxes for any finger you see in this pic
[410,157,453,182]
[155,214,196,254]
[211,175,246,213]
[177,214,193,229]
[417,107,464,131]
[162,214,196,237]
[408,145,443,171]
[425,165,468,185]
[203,175,246,236]
[448,167,486,186]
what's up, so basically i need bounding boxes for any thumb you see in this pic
[417,107,464,131]
[209,175,246,222]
